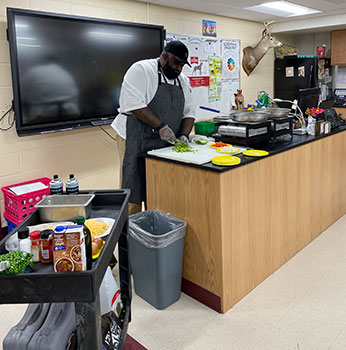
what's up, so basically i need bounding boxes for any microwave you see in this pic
[334,89,346,106]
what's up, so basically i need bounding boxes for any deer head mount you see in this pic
[242,21,281,76]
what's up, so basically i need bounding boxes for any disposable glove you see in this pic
[178,135,189,145]
[159,124,176,144]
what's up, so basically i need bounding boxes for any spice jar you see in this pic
[29,230,41,263]
[40,229,53,264]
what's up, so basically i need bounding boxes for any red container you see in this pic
[316,45,326,58]
[2,177,51,224]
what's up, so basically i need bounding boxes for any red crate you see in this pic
[1,177,51,224]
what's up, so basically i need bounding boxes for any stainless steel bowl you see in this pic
[265,108,291,119]
[231,111,270,122]
[36,194,95,222]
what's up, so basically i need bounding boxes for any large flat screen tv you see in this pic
[7,8,165,136]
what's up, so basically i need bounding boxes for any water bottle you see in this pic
[50,174,63,195]
[66,174,79,195]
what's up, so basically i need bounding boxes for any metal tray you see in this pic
[36,194,95,222]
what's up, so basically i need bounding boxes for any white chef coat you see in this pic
[111,58,195,139]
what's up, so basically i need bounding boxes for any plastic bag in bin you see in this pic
[129,210,186,249]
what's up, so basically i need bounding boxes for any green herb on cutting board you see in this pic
[172,140,197,153]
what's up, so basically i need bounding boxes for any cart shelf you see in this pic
[0,190,131,350]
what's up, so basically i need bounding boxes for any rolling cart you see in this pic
[0,190,131,350]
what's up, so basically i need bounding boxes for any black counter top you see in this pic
[146,126,346,173]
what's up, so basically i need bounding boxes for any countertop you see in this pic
[146,125,346,173]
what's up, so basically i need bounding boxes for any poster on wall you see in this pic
[221,40,240,82]
[166,33,240,119]
[208,57,222,102]
[202,20,216,37]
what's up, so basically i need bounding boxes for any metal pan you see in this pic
[231,111,270,122]
[265,108,291,119]
[199,106,270,122]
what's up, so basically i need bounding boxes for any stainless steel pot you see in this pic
[231,111,270,122]
[265,108,291,119]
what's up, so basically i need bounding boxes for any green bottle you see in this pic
[76,216,92,270]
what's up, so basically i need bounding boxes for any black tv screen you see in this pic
[7,8,165,136]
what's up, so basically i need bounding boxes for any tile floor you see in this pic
[1,214,346,350]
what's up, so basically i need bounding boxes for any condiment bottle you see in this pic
[40,229,53,264]
[29,230,41,263]
[66,174,79,195]
[18,228,31,254]
[76,216,92,270]
[50,174,63,195]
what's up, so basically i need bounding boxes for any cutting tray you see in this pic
[148,142,246,165]
[0,190,130,304]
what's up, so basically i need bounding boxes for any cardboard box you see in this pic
[52,225,86,272]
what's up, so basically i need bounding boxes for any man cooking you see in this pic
[112,41,196,215]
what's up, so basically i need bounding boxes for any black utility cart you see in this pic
[0,190,131,350]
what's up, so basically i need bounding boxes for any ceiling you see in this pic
[136,0,346,34]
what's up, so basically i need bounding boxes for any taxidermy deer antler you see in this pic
[242,21,281,76]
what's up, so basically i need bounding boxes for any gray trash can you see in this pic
[128,210,186,310]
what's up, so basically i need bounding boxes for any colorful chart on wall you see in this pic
[166,33,240,120]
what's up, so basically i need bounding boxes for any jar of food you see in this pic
[30,230,41,263]
[40,229,53,264]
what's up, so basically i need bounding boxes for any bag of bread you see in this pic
[52,225,86,272]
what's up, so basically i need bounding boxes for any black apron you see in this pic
[122,61,185,203]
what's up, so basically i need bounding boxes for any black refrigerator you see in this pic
[274,56,332,103]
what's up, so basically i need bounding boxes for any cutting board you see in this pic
[147,142,246,165]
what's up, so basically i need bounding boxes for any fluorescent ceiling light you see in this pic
[246,1,321,17]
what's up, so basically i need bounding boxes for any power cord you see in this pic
[0,103,14,131]
[99,125,117,141]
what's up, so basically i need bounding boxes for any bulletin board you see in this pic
[166,33,240,120]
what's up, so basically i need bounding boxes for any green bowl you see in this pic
[194,121,216,136]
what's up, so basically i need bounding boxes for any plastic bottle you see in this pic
[66,174,79,195]
[18,228,31,254]
[49,175,63,195]
[29,230,41,262]
[76,216,92,270]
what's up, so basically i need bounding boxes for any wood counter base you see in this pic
[146,131,346,313]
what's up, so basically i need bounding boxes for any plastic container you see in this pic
[18,227,31,254]
[5,218,17,233]
[128,210,186,309]
[30,230,41,262]
[1,177,51,224]
[40,229,53,264]
[194,121,216,136]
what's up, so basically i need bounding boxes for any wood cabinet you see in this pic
[146,130,346,313]
[331,30,346,65]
